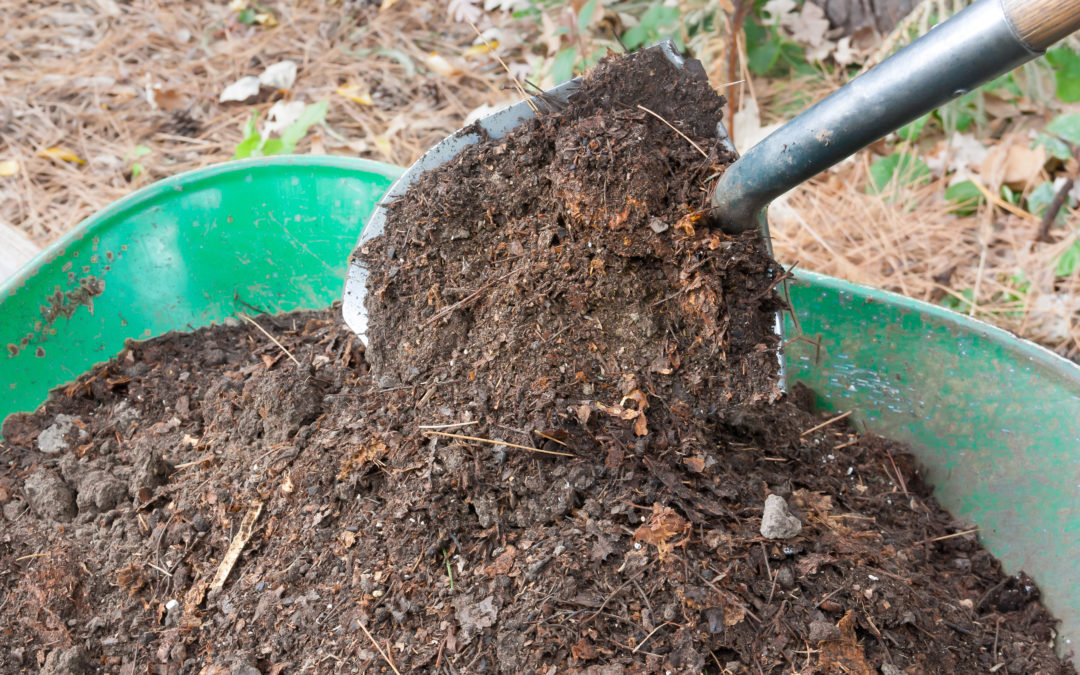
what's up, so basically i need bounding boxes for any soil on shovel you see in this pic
[1,48,1074,675]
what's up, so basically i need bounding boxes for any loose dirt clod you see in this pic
[0,48,1074,674]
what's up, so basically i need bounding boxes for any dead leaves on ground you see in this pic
[633,503,689,560]
[817,610,875,675]
[593,388,650,436]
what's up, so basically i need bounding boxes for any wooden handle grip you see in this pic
[1001,0,1080,50]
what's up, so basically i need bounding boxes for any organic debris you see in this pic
[0,38,1074,675]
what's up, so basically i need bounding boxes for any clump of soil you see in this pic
[0,47,1073,675]
[359,45,785,447]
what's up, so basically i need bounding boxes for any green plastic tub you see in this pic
[2,157,1078,661]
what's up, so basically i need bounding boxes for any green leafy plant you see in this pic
[944,180,983,215]
[744,12,812,78]
[128,145,151,179]
[867,153,931,194]
[939,287,975,312]
[622,2,681,50]
[897,113,931,142]
[1046,46,1080,102]
[233,101,328,159]
[1056,240,1080,277]
[999,184,1020,206]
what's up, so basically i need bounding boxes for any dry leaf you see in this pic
[620,388,649,411]
[340,530,356,547]
[380,0,403,9]
[219,76,260,103]
[783,2,829,49]
[831,37,858,67]
[818,611,874,675]
[761,0,797,22]
[633,503,688,559]
[0,159,18,177]
[448,0,483,23]
[724,600,747,627]
[595,401,639,421]
[263,100,306,136]
[570,637,598,661]
[732,97,782,155]
[337,84,373,106]
[425,52,463,78]
[683,456,706,472]
[259,61,297,90]
[372,135,393,159]
[280,474,294,493]
[37,147,86,165]
[979,142,1047,188]
[463,40,499,59]
[796,552,835,576]
[791,488,833,515]
[484,545,517,576]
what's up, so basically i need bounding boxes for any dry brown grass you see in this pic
[1,0,1077,359]
[0,0,525,242]
[770,158,1080,360]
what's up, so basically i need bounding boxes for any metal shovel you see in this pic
[343,0,1080,342]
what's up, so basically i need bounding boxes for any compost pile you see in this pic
[1,48,1073,675]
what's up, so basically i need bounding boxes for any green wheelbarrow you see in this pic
[1,157,1078,661]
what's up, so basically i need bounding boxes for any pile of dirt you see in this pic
[1,47,1073,675]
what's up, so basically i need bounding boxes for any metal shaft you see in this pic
[712,0,1041,233]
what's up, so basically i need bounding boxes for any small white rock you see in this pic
[760,494,802,539]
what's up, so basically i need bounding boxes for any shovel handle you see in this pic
[713,0,1080,234]
[1003,0,1080,50]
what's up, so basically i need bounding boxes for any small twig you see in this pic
[814,584,846,608]
[632,622,676,653]
[533,430,568,447]
[466,21,537,114]
[15,552,47,562]
[443,549,454,590]
[423,269,515,326]
[239,314,301,367]
[1035,177,1074,243]
[913,528,978,546]
[800,410,852,437]
[173,456,212,470]
[761,541,777,605]
[423,430,576,458]
[357,620,402,675]
[416,421,478,431]
[209,501,263,593]
[968,178,1040,224]
[636,104,708,158]
[885,448,910,497]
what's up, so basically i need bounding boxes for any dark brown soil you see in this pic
[1,47,1073,675]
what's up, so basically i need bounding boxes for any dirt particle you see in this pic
[129,450,175,498]
[76,470,128,513]
[37,413,87,454]
[24,469,76,522]
[40,645,88,675]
